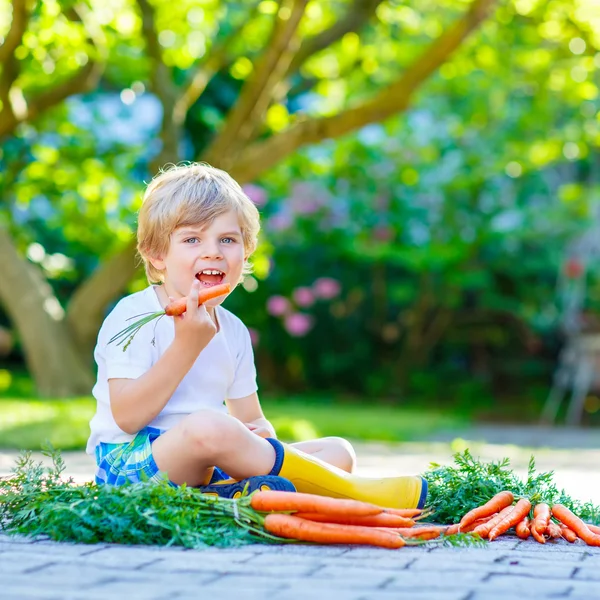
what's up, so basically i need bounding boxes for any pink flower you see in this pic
[288,182,328,215]
[266,295,290,317]
[284,312,314,337]
[267,212,293,231]
[248,328,260,347]
[292,287,315,308]
[242,184,267,207]
[312,277,341,300]
[374,225,394,242]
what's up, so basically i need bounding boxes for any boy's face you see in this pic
[150,209,246,307]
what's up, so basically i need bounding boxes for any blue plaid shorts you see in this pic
[94,426,228,486]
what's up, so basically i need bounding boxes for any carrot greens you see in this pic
[424,449,600,526]
[0,445,277,548]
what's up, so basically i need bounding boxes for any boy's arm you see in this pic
[226,392,277,439]
[109,281,216,434]
[109,338,200,434]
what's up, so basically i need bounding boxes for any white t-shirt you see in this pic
[86,286,258,455]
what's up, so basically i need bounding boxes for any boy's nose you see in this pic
[201,242,223,259]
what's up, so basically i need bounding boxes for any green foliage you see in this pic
[0,388,467,450]
[0,444,280,548]
[0,396,95,451]
[1,0,599,407]
[424,449,600,525]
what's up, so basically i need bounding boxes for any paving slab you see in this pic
[1,430,599,599]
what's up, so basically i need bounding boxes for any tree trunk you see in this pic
[67,238,139,359]
[0,226,94,396]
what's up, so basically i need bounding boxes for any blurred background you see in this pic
[1,0,599,452]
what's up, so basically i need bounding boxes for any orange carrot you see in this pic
[164,283,231,316]
[391,525,448,538]
[458,491,514,531]
[489,498,532,541]
[384,508,425,519]
[546,521,562,538]
[109,282,231,348]
[399,530,443,541]
[531,524,546,544]
[560,524,578,543]
[552,505,600,547]
[473,506,513,539]
[446,515,494,536]
[250,490,383,517]
[294,512,414,528]
[587,523,600,535]
[515,517,531,540]
[532,503,551,535]
[264,514,405,548]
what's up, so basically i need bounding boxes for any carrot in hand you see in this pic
[250,490,383,517]
[264,514,405,548]
[458,491,514,531]
[109,283,231,348]
[552,505,600,547]
[488,498,531,541]
[515,517,531,540]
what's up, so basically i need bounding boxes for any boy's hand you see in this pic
[245,422,275,439]
[171,280,217,356]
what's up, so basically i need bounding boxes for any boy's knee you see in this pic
[324,436,357,472]
[180,410,236,456]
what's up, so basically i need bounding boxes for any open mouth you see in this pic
[196,269,225,287]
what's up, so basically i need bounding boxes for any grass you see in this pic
[0,397,95,451]
[0,371,467,450]
[0,395,466,451]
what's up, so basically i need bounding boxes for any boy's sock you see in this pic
[199,474,295,499]
[265,438,427,509]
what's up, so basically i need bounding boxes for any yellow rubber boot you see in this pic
[266,438,427,509]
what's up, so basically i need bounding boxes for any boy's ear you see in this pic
[148,255,166,271]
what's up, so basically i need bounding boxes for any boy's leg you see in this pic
[290,437,356,473]
[267,438,427,509]
[151,409,426,508]
[151,409,278,486]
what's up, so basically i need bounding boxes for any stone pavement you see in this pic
[2,530,599,600]
[1,426,599,599]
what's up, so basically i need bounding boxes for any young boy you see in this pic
[86,163,427,509]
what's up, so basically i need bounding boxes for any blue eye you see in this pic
[221,237,234,244]
[184,237,199,244]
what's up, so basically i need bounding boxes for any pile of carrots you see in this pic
[446,490,600,546]
[248,490,600,548]
[251,490,451,549]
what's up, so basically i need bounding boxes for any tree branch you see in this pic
[0,0,32,133]
[26,60,102,119]
[0,2,105,139]
[173,2,263,126]
[286,0,384,76]
[0,0,30,64]
[204,0,308,164]
[136,0,182,170]
[227,0,496,184]
[67,238,140,357]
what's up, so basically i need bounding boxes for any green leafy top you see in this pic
[424,449,600,525]
[0,444,282,548]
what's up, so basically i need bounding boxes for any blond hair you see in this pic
[137,163,260,284]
